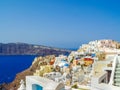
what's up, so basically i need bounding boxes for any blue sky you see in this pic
[0,0,120,49]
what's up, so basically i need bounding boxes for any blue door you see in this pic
[32,84,43,90]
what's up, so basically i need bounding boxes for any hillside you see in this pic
[77,39,120,54]
[0,43,71,56]
[2,39,120,90]
[1,55,56,90]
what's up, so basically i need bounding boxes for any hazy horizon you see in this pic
[0,0,120,48]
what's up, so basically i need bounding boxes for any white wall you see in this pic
[26,76,65,90]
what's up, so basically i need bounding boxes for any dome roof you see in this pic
[64,63,69,67]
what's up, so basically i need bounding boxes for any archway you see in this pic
[32,84,43,90]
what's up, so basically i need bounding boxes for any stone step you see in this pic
[114,80,120,84]
[115,70,120,73]
[115,68,120,71]
[114,83,120,87]
[114,76,120,79]
[115,70,120,72]
[114,79,120,82]
[117,64,120,67]
[115,72,120,75]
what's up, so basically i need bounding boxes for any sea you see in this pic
[0,55,36,84]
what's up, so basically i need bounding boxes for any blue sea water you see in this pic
[0,55,36,84]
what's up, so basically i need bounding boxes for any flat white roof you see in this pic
[26,76,64,90]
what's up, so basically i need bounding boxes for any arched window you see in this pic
[32,84,43,90]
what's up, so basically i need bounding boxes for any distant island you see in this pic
[0,43,71,56]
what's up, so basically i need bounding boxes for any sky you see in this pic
[0,0,120,49]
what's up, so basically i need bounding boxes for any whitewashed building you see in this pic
[26,76,65,90]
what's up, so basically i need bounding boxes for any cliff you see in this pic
[0,43,71,56]
[1,55,56,90]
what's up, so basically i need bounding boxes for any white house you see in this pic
[26,76,65,90]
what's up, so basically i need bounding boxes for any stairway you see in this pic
[114,64,120,86]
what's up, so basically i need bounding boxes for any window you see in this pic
[32,84,43,90]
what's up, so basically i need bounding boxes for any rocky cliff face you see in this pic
[0,43,71,56]
[1,55,56,90]
[0,43,70,90]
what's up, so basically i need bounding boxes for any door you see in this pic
[32,84,43,90]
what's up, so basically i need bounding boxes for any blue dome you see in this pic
[64,63,69,67]
[61,60,67,63]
